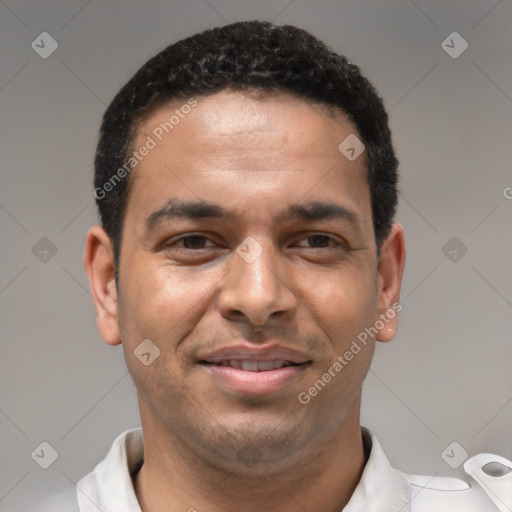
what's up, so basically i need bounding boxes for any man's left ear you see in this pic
[375,223,406,342]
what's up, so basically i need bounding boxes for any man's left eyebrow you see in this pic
[280,201,361,225]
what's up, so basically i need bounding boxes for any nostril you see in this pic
[482,462,511,477]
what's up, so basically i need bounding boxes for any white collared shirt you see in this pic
[38,427,506,511]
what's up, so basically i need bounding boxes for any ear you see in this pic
[375,223,406,342]
[83,225,121,346]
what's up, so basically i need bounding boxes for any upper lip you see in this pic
[199,344,311,364]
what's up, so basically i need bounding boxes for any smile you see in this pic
[199,360,311,395]
[203,359,300,371]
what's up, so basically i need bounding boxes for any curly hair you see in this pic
[94,21,398,268]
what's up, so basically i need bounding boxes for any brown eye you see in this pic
[180,235,209,249]
[306,234,332,248]
[295,234,341,248]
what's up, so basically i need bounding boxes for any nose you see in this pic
[218,239,297,327]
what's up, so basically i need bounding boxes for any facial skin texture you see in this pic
[84,90,405,512]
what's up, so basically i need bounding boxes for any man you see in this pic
[55,20,509,511]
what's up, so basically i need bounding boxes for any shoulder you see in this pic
[404,452,512,512]
[30,429,143,512]
[360,427,511,511]
[406,473,495,511]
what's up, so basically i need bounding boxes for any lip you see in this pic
[198,344,312,395]
[199,344,311,364]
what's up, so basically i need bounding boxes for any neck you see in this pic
[134,406,367,512]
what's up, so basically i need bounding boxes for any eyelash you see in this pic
[167,233,345,250]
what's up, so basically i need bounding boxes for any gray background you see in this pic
[1,0,511,509]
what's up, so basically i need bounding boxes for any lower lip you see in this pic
[201,364,309,395]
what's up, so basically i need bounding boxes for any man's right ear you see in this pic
[83,225,122,346]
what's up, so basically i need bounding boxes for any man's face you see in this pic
[101,90,398,471]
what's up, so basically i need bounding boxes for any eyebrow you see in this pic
[145,199,360,231]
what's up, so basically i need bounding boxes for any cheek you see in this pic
[118,268,197,405]
[117,260,221,346]
[305,264,377,335]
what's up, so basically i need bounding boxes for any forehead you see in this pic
[126,90,371,229]
[135,90,362,165]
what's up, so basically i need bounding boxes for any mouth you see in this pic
[197,346,312,395]
[199,359,306,371]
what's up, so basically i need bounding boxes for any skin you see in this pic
[84,90,405,512]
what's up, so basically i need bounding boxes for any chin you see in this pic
[178,412,323,476]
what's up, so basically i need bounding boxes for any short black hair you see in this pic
[94,20,398,269]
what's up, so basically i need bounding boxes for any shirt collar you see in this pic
[77,426,411,512]
[343,427,411,512]
[77,428,143,512]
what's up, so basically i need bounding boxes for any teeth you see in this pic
[241,360,258,371]
[257,361,275,371]
[213,360,295,371]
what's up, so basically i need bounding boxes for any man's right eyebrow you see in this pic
[145,199,232,231]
